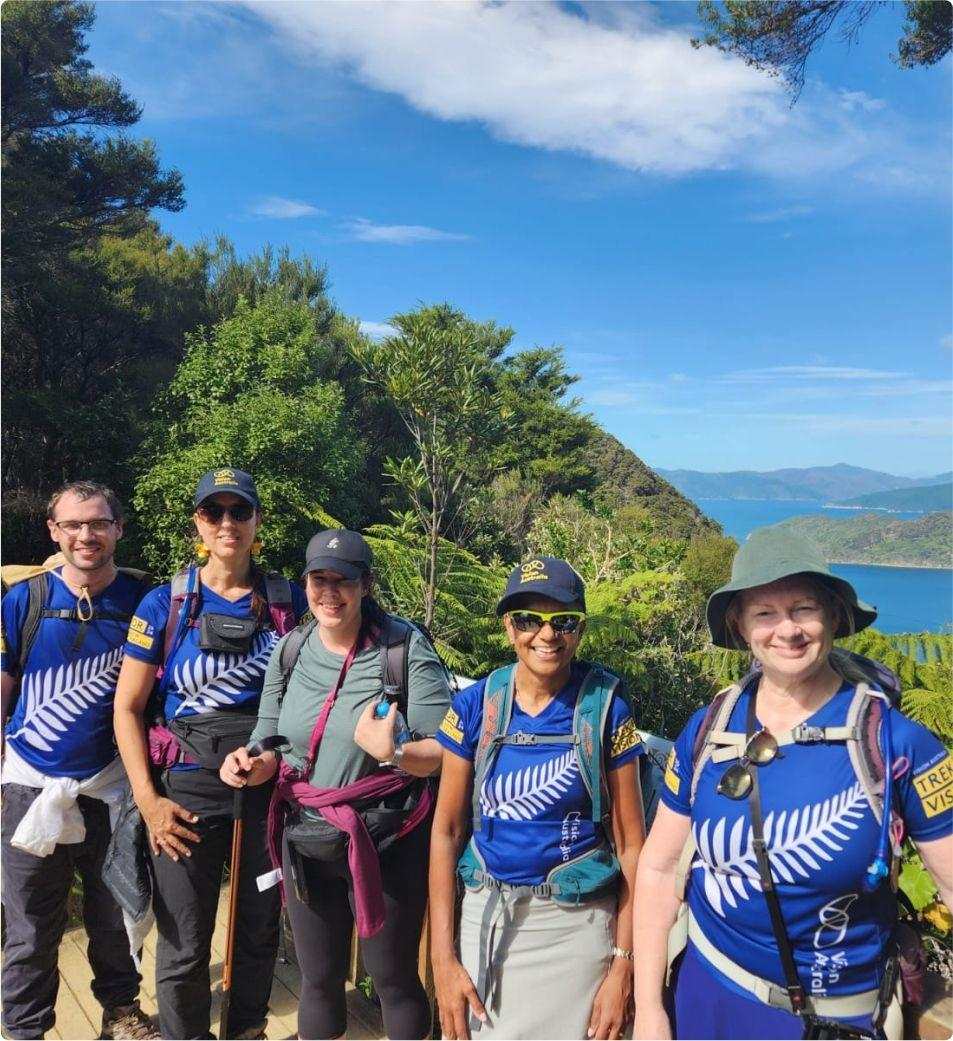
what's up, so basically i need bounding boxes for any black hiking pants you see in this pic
[1,783,141,1040]
[282,815,432,1040]
[150,777,278,1040]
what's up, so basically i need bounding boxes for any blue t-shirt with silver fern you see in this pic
[122,580,307,746]
[436,663,643,886]
[661,681,952,1002]
[1,569,146,779]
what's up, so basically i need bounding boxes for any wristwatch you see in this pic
[379,744,406,769]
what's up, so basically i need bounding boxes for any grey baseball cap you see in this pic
[301,529,373,579]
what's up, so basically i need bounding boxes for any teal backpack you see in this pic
[457,661,621,904]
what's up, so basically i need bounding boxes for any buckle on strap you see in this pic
[791,724,826,743]
[508,731,537,746]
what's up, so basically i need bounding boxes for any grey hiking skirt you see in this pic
[457,884,618,1039]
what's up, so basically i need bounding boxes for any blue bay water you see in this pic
[697,498,952,635]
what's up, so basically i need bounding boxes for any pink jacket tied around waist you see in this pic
[267,763,433,938]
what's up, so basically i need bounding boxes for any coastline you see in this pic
[830,560,952,572]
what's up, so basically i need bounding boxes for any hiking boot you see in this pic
[100,1002,160,1040]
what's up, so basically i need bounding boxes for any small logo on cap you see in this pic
[327,537,340,549]
[213,468,236,486]
[519,559,548,583]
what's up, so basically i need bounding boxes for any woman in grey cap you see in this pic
[219,528,451,1040]
[430,557,646,1040]
[633,527,952,1041]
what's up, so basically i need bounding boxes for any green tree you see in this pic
[133,293,364,576]
[2,0,183,284]
[3,225,210,562]
[694,1,951,96]
[352,304,509,627]
[681,532,738,606]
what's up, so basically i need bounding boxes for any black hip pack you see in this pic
[169,709,257,771]
[285,781,427,864]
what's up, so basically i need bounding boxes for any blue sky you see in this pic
[88,1,951,476]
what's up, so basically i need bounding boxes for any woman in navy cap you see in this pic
[430,557,646,1040]
[114,468,308,1040]
[219,528,452,1040]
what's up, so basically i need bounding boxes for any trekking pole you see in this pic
[219,735,287,1040]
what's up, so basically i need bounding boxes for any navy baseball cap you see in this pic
[302,529,373,580]
[496,557,586,616]
[194,468,260,508]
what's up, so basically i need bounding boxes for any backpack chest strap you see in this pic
[492,732,578,748]
[41,608,132,623]
[708,724,859,764]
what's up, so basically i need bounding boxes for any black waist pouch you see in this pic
[169,710,256,771]
[198,612,258,653]
[286,781,427,863]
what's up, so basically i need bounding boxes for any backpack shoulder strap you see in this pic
[377,613,414,717]
[572,664,620,827]
[263,573,296,636]
[471,664,516,832]
[162,567,198,667]
[846,682,888,825]
[277,619,317,709]
[17,572,49,677]
[689,683,743,805]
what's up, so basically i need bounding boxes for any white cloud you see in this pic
[942,334,953,350]
[250,196,325,219]
[745,205,814,223]
[240,0,944,187]
[719,365,910,383]
[359,320,397,340]
[342,218,470,244]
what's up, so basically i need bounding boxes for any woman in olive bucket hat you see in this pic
[633,527,952,1041]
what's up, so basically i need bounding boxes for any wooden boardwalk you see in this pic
[46,888,384,1040]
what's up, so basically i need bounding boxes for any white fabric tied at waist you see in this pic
[1,746,153,956]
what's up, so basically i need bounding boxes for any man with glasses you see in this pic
[1,481,158,1040]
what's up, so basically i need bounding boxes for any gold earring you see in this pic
[194,540,210,561]
[251,539,263,556]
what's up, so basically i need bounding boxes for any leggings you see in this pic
[283,818,432,1040]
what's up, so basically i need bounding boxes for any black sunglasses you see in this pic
[196,501,255,524]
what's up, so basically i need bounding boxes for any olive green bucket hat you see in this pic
[706,526,877,649]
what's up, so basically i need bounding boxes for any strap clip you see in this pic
[791,724,826,743]
[510,731,536,746]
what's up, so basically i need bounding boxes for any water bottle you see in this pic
[375,689,412,749]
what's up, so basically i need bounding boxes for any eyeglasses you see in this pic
[54,518,116,535]
[196,501,255,524]
[508,610,586,635]
[716,729,779,800]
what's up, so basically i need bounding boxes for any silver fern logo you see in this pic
[10,648,123,752]
[692,782,868,917]
[481,749,579,821]
[171,630,277,715]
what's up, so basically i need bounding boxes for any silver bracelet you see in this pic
[611,946,634,961]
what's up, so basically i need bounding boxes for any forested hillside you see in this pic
[832,483,953,512]
[771,512,953,568]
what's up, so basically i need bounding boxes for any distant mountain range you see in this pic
[832,483,953,512]
[770,512,952,569]
[657,464,952,504]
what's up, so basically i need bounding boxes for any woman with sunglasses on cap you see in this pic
[114,468,308,1040]
[218,528,452,1041]
[633,527,952,1041]
[430,557,646,1041]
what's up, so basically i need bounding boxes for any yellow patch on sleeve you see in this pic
[610,718,640,758]
[0,629,6,654]
[664,748,681,796]
[129,615,152,635]
[913,753,953,819]
[439,708,464,745]
[127,629,154,651]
